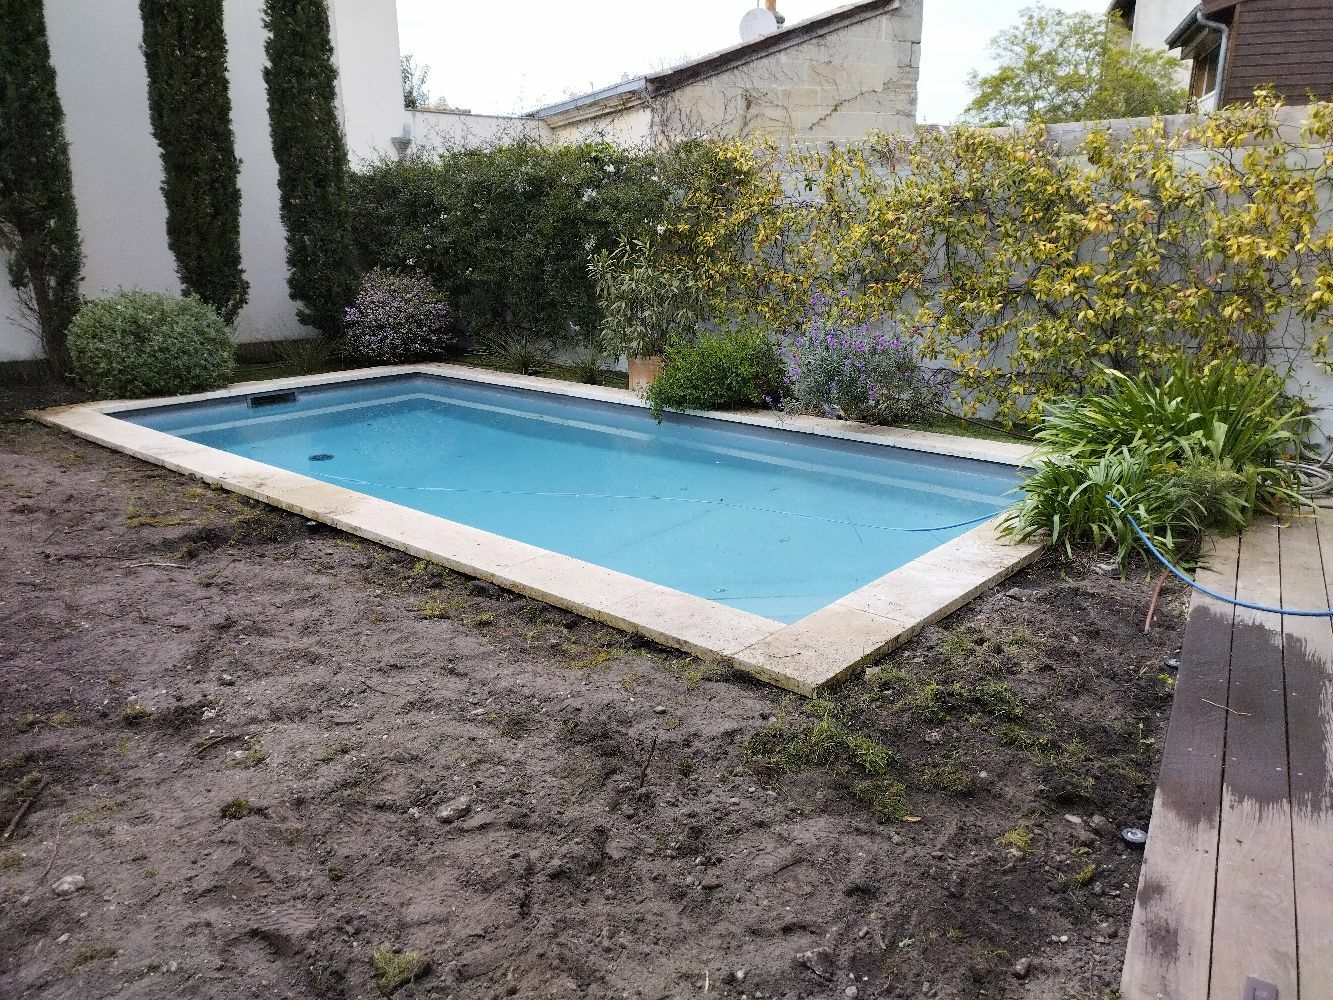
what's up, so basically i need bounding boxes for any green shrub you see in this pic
[67,291,234,399]
[591,237,707,360]
[1002,360,1305,564]
[351,143,669,353]
[646,328,782,418]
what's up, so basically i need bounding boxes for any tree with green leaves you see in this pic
[140,0,249,324]
[965,5,1189,126]
[401,54,430,111]
[262,0,358,337]
[0,0,84,373]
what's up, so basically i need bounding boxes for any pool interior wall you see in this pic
[117,374,1020,624]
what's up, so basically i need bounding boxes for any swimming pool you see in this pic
[39,365,1041,694]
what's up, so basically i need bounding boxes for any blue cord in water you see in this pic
[1106,495,1333,618]
[310,471,1005,534]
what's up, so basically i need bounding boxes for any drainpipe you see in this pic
[1194,7,1229,110]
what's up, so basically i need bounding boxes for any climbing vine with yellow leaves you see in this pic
[672,92,1333,421]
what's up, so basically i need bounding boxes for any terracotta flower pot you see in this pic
[627,355,664,393]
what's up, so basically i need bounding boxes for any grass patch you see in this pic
[315,742,354,763]
[120,703,155,725]
[219,797,260,821]
[998,827,1034,854]
[0,851,22,872]
[746,699,915,821]
[124,507,191,529]
[416,598,463,620]
[921,762,976,795]
[371,948,430,995]
[70,943,118,968]
[227,741,267,769]
[71,799,127,825]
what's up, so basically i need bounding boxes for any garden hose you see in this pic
[1279,440,1333,498]
[1106,495,1333,618]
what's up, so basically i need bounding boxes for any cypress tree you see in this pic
[262,0,357,337]
[0,0,85,373]
[140,0,248,324]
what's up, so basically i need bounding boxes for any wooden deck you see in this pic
[1122,506,1333,1000]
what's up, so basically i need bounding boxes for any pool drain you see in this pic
[309,453,334,462]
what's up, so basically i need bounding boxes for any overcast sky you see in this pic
[394,0,1107,125]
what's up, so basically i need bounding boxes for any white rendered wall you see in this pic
[1,0,407,361]
[330,0,407,165]
[225,0,309,343]
[46,0,178,308]
[1129,0,1198,51]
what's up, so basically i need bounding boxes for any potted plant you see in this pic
[590,238,704,392]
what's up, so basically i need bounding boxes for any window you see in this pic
[1190,40,1221,109]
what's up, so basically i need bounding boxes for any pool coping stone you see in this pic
[35,363,1044,697]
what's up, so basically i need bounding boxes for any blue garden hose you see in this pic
[1106,495,1333,618]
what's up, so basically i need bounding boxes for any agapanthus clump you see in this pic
[343,268,453,362]
[782,295,943,425]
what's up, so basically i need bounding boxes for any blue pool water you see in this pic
[120,375,1019,623]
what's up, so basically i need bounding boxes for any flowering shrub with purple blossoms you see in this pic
[343,268,453,363]
[782,301,943,426]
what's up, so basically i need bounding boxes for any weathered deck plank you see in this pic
[1121,534,1239,1000]
[1285,513,1333,996]
[1209,520,1296,999]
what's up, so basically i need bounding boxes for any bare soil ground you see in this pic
[0,383,1186,1000]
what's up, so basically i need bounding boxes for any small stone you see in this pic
[1072,827,1098,847]
[435,796,473,823]
[653,706,667,715]
[406,807,422,820]
[924,730,943,744]
[55,933,70,944]
[1064,814,1083,825]
[1005,587,1038,602]
[219,673,236,687]
[52,874,85,896]
[1091,882,1104,896]
[845,988,859,998]
[1088,815,1116,839]
[734,969,747,983]
[1011,956,1032,979]
[795,946,834,980]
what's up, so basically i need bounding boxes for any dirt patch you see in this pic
[0,385,1186,999]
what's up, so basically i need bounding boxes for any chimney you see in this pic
[764,1,785,25]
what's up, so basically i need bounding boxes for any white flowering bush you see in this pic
[343,268,453,362]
